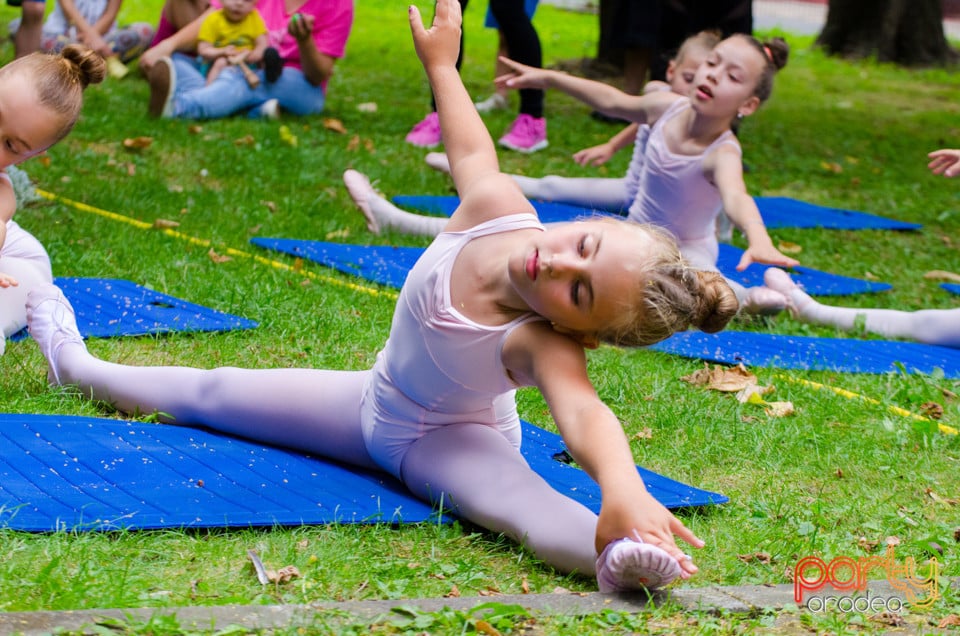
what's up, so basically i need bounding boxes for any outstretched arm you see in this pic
[710,146,799,271]
[409,0,532,230]
[504,324,704,575]
[495,56,677,125]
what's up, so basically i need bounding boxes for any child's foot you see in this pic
[26,284,85,385]
[596,536,683,592]
[405,112,442,148]
[343,170,381,234]
[475,92,509,113]
[741,285,787,316]
[263,47,282,83]
[147,56,177,118]
[763,268,813,318]
[424,152,451,174]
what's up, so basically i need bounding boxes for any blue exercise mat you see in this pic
[251,239,890,297]
[9,277,257,342]
[392,194,921,231]
[650,330,960,378]
[943,283,960,295]
[0,414,726,532]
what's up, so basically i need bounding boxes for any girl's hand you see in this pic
[408,0,462,71]
[927,149,960,177]
[736,242,800,271]
[494,56,552,91]
[597,489,704,578]
[573,142,616,167]
[0,272,19,288]
[288,12,314,42]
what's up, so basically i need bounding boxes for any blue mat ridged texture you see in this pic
[943,283,960,295]
[391,194,921,231]
[651,331,960,378]
[0,414,726,532]
[10,277,257,341]
[251,238,890,297]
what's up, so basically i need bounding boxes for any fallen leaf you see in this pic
[296,539,309,550]
[357,102,378,112]
[122,136,153,150]
[863,271,878,280]
[939,615,960,628]
[208,248,232,264]
[260,200,277,213]
[736,383,774,403]
[820,160,843,173]
[777,240,802,255]
[925,487,959,506]
[292,258,304,272]
[266,565,300,584]
[152,218,180,229]
[857,536,879,551]
[234,134,256,146]
[279,125,298,147]
[920,402,943,420]
[681,362,757,392]
[38,155,51,167]
[126,163,136,176]
[885,535,901,547]
[923,269,960,283]
[323,117,347,134]
[634,427,653,440]
[444,584,461,598]
[737,552,772,564]
[835,468,843,478]
[188,125,204,134]
[764,401,795,417]
[869,612,905,627]
[248,224,262,235]
[521,577,530,594]
[475,619,502,636]
[346,134,360,152]
[325,228,350,240]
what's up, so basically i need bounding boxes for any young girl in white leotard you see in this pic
[0,46,105,354]
[27,0,739,592]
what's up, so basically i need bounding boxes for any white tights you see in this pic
[2,221,53,340]
[52,341,599,575]
[794,297,960,348]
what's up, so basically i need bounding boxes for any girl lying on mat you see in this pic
[27,0,737,592]
[345,28,799,316]
[0,46,105,354]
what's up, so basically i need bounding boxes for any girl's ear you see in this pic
[737,95,761,119]
[664,59,677,82]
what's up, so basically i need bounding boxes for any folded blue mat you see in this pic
[943,283,960,295]
[0,414,726,532]
[251,239,890,296]
[650,330,960,378]
[392,194,921,231]
[9,277,257,342]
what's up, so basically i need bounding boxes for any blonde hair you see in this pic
[674,30,722,64]
[0,44,106,145]
[594,220,740,347]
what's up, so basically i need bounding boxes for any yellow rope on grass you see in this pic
[37,189,398,301]
[776,373,958,436]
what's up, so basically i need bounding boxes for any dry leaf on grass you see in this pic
[476,620,502,636]
[208,248,231,263]
[122,136,153,151]
[777,240,802,255]
[444,584,461,598]
[634,427,653,440]
[234,134,256,146]
[924,269,960,283]
[323,117,347,134]
[939,615,960,628]
[763,401,795,417]
[152,218,180,229]
[266,565,300,584]
[357,102,378,112]
[681,363,757,392]
[279,125,298,147]
[737,552,772,564]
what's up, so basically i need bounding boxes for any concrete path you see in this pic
[1,579,953,635]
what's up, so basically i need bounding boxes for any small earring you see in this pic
[736,112,744,120]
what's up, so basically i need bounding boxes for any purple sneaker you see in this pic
[498,114,548,153]
[405,112,442,148]
[596,536,683,592]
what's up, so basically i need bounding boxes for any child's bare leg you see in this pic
[765,268,960,347]
[206,57,227,84]
[26,284,377,468]
[343,170,447,237]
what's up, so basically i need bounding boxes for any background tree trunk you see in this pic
[816,0,956,66]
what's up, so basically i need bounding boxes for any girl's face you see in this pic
[667,46,710,96]
[690,36,763,120]
[0,71,61,170]
[509,220,652,341]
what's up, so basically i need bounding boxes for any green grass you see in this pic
[1,2,960,633]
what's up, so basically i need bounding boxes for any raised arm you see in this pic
[140,6,215,72]
[495,56,678,125]
[409,0,532,230]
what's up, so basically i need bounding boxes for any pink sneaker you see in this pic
[595,536,683,593]
[498,114,548,153]
[405,112,442,148]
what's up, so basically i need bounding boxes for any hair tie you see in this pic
[763,45,773,63]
